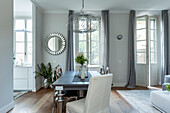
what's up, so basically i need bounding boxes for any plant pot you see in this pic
[44,79,49,89]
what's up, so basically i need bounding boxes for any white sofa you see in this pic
[151,91,170,113]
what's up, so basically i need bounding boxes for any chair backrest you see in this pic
[84,74,113,113]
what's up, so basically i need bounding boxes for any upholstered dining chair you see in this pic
[66,74,113,113]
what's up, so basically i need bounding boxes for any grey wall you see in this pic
[0,0,14,112]
[42,13,68,72]
[109,13,129,86]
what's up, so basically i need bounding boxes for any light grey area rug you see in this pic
[13,91,28,99]
[117,90,161,113]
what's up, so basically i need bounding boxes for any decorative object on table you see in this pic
[117,34,123,40]
[105,67,110,74]
[44,32,66,55]
[166,84,170,91]
[35,63,53,88]
[100,66,105,75]
[75,52,88,80]
[72,72,92,82]
[55,64,63,78]
[67,0,99,33]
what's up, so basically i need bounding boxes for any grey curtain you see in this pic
[66,10,74,71]
[161,10,169,84]
[101,10,109,68]
[126,10,136,88]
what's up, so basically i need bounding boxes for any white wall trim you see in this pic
[30,0,42,12]
[0,101,14,113]
[112,83,126,87]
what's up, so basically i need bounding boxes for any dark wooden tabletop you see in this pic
[52,71,101,90]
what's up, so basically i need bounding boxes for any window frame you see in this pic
[14,17,33,66]
[75,17,101,66]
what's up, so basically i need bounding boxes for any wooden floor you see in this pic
[9,86,161,113]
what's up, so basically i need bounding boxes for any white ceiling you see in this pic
[34,0,170,11]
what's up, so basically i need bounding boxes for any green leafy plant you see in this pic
[34,63,53,87]
[75,52,87,66]
[166,84,170,91]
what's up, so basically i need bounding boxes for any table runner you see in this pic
[72,72,92,82]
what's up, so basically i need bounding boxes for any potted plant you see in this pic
[75,52,87,79]
[166,84,170,91]
[35,63,52,88]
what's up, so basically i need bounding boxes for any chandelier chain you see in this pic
[80,0,85,12]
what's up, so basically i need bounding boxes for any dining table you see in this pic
[52,71,101,113]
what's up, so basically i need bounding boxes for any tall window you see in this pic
[76,19,100,65]
[136,16,157,64]
[14,18,32,66]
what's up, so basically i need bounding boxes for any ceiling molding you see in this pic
[30,0,42,12]
[42,9,130,14]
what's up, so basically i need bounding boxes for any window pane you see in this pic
[91,30,99,41]
[27,53,32,65]
[26,20,32,31]
[27,42,32,53]
[79,33,86,41]
[137,41,146,52]
[16,43,25,53]
[150,18,156,29]
[15,19,25,30]
[137,29,146,40]
[150,41,157,52]
[27,32,32,42]
[16,32,25,41]
[137,17,146,29]
[151,52,157,63]
[137,53,146,63]
[79,41,86,53]
[15,54,24,65]
[151,30,156,41]
[91,42,99,65]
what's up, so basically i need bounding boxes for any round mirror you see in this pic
[44,33,66,55]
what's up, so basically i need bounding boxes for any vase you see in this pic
[81,66,85,80]
[78,65,82,77]
[44,79,48,89]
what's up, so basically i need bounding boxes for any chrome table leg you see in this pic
[57,90,64,113]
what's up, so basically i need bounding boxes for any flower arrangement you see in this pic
[75,52,87,66]
[166,84,170,91]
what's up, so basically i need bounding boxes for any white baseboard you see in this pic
[112,83,126,87]
[0,101,14,113]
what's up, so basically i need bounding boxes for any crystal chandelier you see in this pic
[68,0,99,33]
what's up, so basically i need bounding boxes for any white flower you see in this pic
[77,52,84,57]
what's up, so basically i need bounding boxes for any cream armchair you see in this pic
[66,74,113,113]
